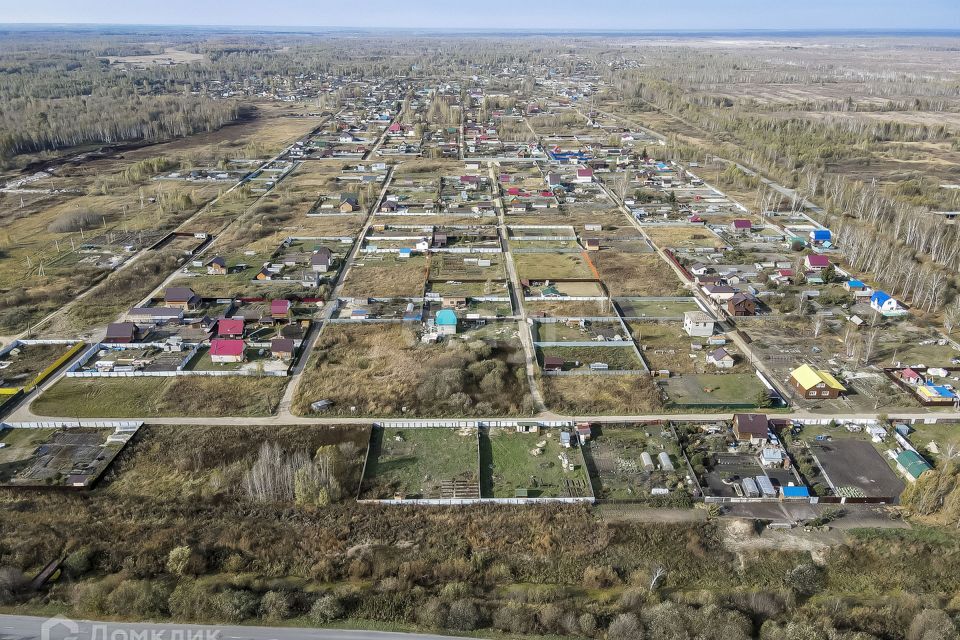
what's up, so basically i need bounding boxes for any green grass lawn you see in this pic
[659,373,768,407]
[359,427,479,499]
[616,297,701,319]
[538,345,644,371]
[480,428,591,498]
[32,376,288,418]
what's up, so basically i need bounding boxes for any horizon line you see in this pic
[1,23,960,35]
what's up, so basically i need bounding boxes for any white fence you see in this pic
[2,420,143,430]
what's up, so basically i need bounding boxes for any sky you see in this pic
[1,0,959,31]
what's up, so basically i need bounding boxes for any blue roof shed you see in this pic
[781,486,810,498]
[811,229,832,242]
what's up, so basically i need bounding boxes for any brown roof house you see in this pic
[733,413,769,445]
[164,287,200,311]
[104,322,140,344]
[270,338,296,360]
[727,293,757,317]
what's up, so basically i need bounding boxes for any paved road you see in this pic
[0,615,457,640]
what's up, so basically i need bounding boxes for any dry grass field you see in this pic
[593,250,686,297]
[293,324,533,417]
[541,374,662,416]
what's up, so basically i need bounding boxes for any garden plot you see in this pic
[359,427,480,500]
[658,373,772,409]
[524,299,615,318]
[593,251,686,297]
[701,452,767,498]
[0,424,137,488]
[429,253,506,281]
[644,226,727,250]
[584,426,686,500]
[533,320,629,343]
[480,428,592,499]
[630,321,702,375]
[514,252,596,281]
[537,346,645,373]
[524,280,604,298]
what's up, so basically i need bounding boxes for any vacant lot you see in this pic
[340,254,429,298]
[542,374,662,416]
[359,427,479,500]
[513,252,596,280]
[644,226,727,250]
[658,373,770,409]
[616,297,701,319]
[810,440,905,500]
[0,343,79,389]
[293,324,533,417]
[594,251,686,296]
[31,376,288,418]
[480,428,591,498]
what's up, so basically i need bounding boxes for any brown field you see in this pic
[541,374,661,415]
[593,250,686,297]
[644,226,727,250]
[339,254,429,298]
[292,324,533,417]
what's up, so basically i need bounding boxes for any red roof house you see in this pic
[209,338,245,363]
[217,318,245,338]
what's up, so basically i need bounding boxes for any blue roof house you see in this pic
[870,291,902,315]
[435,308,458,335]
[810,229,832,243]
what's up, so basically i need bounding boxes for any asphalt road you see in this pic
[0,615,457,640]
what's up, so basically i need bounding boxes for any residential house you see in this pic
[703,285,736,302]
[730,219,753,235]
[206,256,228,275]
[575,167,594,183]
[104,322,140,344]
[682,310,714,337]
[216,318,245,339]
[790,364,846,399]
[804,254,831,271]
[339,193,360,213]
[733,413,769,445]
[271,299,292,320]
[270,338,296,360]
[809,229,832,244]
[707,347,735,369]
[209,338,245,364]
[898,367,923,385]
[584,238,600,251]
[727,293,757,317]
[164,287,200,311]
[311,247,333,273]
[895,450,933,482]
[870,291,902,315]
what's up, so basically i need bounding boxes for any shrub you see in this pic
[609,613,644,640]
[260,590,292,621]
[166,546,206,577]
[446,599,480,631]
[214,589,260,623]
[309,595,345,624]
[415,598,448,628]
